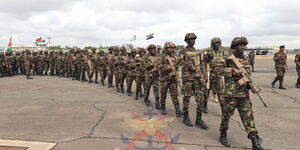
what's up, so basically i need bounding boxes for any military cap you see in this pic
[164,42,176,50]
[211,37,222,44]
[119,46,126,51]
[279,45,285,49]
[131,49,137,53]
[92,48,97,51]
[230,37,248,49]
[147,44,156,51]
[108,47,114,51]
[44,50,48,53]
[184,33,197,41]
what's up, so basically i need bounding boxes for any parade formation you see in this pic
[0,33,300,150]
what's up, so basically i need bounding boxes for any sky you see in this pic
[0,0,300,49]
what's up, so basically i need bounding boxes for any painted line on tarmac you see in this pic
[0,139,56,150]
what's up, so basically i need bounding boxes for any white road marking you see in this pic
[0,139,56,150]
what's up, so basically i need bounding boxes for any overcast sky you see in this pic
[0,0,300,49]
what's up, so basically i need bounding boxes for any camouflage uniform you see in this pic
[55,50,64,76]
[248,50,255,72]
[24,50,33,79]
[70,50,77,80]
[37,50,44,75]
[31,52,38,76]
[115,47,128,93]
[43,51,49,75]
[295,53,300,88]
[0,52,4,77]
[89,49,98,83]
[159,42,183,117]
[80,50,90,81]
[272,46,287,89]
[143,44,160,108]
[178,33,207,128]
[134,48,146,100]
[126,49,137,96]
[20,51,25,74]
[62,52,69,77]
[48,51,55,76]
[4,51,14,76]
[106,47,115,88]
[96,50,107,86]
[216,37,264,149]
[74,50,82,80]
[14,52,21,74]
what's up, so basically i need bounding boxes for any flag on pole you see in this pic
[36,37,42,42]
[6,36,12,51]
[146,33,154,40]
[130,35,137,42]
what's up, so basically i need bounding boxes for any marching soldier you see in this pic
[81,49,90,82]
[159,42,184,117]
[249,49,256,72]
[135,48,146,100]
[89,48,98,83]
[31,51,38,76]
[216,37,264,149]
[143,44,161,109]
[0,52,4,77]
[15,51,21,74]
[20,51,25,74]
[112,48,120,91]
[49,51,55,76]
[178,33,208,129]
[295,53,300,88]
[37,50,44,76]
[126,49,137,96]
[96,50,107,86]
[271,45,288,89]
[106,47,115,88]
[24,49,33,79]
[43,51,50,75]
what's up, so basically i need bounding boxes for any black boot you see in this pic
[161,104,166,115]
[174,104,183,117]
[251,136,264,150]
[89,79,93,83]
[279,76,286,89]
[203,101,208,114]
[155,97,161,110]
[127,89,132,96]
[195,112,208,129]
[183,112,193,127]
[140,92,144,97]
[135,92,139,100]
[271,76,279,88]
[219,132,230,147]
[144,97,151,106]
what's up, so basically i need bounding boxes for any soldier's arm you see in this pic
[212,57,234,77]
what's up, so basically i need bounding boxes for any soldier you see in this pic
[55,50,64,76]
[117,47,128,93]
[37,50,44,76]
[4,51,14,77]
[106,47,115,88]
[70,49,77,80]
[14,51,21,75]
[20,51,25,74]
[96,50,107,86]
[81,49,90,82]
[216,37,264,149]
[49,51,55,76]
[24,49,33,79]
[249,49,256,72]
[143,44,161,109]
[126,49,137,96]
[74,50,82,80]
[112,48,120,91]
[159,42,184,117]
[43,51,50,75]
[0,52,4,77]
[135,48,146,100]
[295,53,300,88]
[271,45,288,89]
[89,48,98,83]
[62,52,69,77]
[178,33,208,129]
[204,37,225,114]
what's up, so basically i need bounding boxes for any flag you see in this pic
[130,35,136,42]
[6,36,12,51]
[146,33,154,40]
[36,37,42,42]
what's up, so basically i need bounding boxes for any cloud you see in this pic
[0,0,300,49]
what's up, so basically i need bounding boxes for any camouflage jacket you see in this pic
[105,53,114,69]
[0,56,4,67]
[204,48,224,79]
[295,54,300,67]
[159,53,179,81]
[24,54,32,66]
[178,46,205,80]
[144,54,160,77]
[214,51,251,97]
[135,55,145,77]
[116,54,128,74]
[126,56,136,77]
[248,51,255,62]
[273,52,287,69]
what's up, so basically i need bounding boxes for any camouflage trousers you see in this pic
[160,78,179,105]
[136,76,145,94]
[36,62,43,75]
[81,64,90,80]
[20,63,25,74]
[99,68,107,84]
[144,75,159,99]
[25,64,31,76]
[220,97,258,139]
[89,64,97,80]
[297,66,300,84]
[275,67,286,76]
[126,75,136,92]
[115,72,126,88]
[249,60,255,70]
[31,63,36,75]
[44,63,49,75]
[210,75,225,113]
[107,67,114,84]
[182,78,205,113]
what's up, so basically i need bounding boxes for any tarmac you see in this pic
[0,56,299,150]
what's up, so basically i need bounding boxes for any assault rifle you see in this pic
[227,55,267,107]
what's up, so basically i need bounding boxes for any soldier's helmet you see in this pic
[119,46,126,52]
[164,42,176,50]
[108,47,114,52]
[147,44,156,51]
[211,37,222,44]
[138,48,146,54]
[184,33,197,42]
[16,51,20,55]
[113,47,119,52]
[98,49,104,54]
[131,49,137,54]
[230,37,248,49]
[50,51,54,54]
[59,50,63,54]
[44,50,48,54]
[39,50,43,54]
[25,49,30,53]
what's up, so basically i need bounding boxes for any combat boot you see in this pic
[183,111,193,127]
[155,97,161,110]
[95,80,100,84]
[161,104,166,115]
[251,136,264,150]
[121,86,125,94]
[174,104,183,117]
[203,101,208,114]
[219,132,230,147]
[297,83,300,88]
[144,97,151,106]
[139,92,144,97]
[89,79,93,83]
[195,112,208,129]
[135,92,139,100]
[279,77,286,89]
[101,80,105,86]
[26,75,33,80]
[127,89,132,96]
[271,76,279,88]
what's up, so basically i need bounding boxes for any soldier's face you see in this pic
[132,53,137,57]
[280,48,285,52]
[236,44,245,54]
[186,39,195,46]
[149,48,156,54]
[212,42,221,50]
[167,47,175,53]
